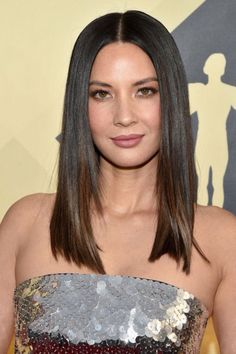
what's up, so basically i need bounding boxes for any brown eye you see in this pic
[140,88,151,95]
[137,87,158,97]
[90,90,110,99]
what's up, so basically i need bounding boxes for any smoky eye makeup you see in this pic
[88,85,159,100]
[137,87,159,96]
[89,89,111,100]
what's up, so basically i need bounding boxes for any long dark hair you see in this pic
[50,10,209,275]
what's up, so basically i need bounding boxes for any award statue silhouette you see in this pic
[189,53,236,206]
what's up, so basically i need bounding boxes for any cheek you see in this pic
[141,100,161,130]
[88,103,101,133]
[88,104,108,139]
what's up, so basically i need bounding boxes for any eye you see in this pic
[137,87,159,97]
[89,89,110,100]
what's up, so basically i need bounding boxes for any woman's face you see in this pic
[88,42,161,169]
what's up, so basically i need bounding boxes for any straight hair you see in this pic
[50,10,209,275]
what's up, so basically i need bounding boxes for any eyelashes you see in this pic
[137,87,159,97]
[90,89,109,100]
[89,87,159,100]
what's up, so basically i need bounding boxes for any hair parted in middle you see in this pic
[50,10,209,275]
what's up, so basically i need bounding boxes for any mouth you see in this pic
[111,134,144,141]
[110,134,144,148]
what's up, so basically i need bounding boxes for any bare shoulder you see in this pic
[0,193,55,250]
[195,204,236,233]
[1,192,55,224]
[195,204,236,267]
[196,207,236,352]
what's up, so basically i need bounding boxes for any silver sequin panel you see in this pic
[14,273,209,352]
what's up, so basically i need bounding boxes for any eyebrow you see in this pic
[89,77,158,87]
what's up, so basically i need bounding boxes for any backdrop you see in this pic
[1,1,235,353]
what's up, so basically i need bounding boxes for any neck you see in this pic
[97,156,158,216]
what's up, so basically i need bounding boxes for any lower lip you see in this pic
[111,136,143,148]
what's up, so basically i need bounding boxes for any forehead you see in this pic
[90,42,157,79]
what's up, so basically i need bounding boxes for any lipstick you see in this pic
[111,134,144,148]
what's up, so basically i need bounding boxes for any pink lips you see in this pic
[111,134,144,148]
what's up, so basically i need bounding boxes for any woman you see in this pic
[1,10,236,354]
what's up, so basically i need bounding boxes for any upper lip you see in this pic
[111,134,144,140]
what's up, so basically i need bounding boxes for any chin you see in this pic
[100,154,158,170]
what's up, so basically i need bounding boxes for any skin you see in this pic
[0,42,236,353]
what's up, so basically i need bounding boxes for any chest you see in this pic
[93,212,157,264]
[16,212,217,315]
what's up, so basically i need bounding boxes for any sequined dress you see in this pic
[14,273,209,353]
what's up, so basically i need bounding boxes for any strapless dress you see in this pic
[13,273,209,353]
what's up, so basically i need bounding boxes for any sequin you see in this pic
[14,273,209,353]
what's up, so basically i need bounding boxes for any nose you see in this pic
[113,97,138,127]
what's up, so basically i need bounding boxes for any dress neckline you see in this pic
[14,272,210,316]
